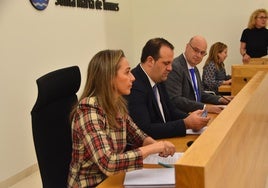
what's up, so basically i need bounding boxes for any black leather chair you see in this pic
[31,66,81,188]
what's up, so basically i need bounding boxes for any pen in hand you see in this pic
[220,95,231,102]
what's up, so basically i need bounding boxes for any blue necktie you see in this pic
[189,68,200,102]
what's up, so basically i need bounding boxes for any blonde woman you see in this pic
[67,50,175,187]
[202,42,231,94]
[240,8,268,63]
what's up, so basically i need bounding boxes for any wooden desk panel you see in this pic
[248,57,268,65]
[176,72,268,188]
[218,85,231,93]
[231,64,268,95]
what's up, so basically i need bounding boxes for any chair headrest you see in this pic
[32,66,81,111]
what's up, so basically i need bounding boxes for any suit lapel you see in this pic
[194,67,202,97]
[136,65,165,122]
[181,56,195,91]
[157,84,168,122]
[180,55,201,101]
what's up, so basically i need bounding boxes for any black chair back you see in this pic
[31,66,81,188]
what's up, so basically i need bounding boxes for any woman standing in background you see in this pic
[202,42,231,95]
[240,8,268,63]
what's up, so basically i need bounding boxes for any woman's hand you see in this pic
[139,139,175,158]
[157,141,176,157]
[242,54,251,64]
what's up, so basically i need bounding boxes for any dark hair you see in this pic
[140,38,174,63]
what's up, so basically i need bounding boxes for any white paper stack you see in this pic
[124,168,175,188]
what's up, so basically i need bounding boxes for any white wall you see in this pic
[0,0,267,182]
[0,0,131,182]
[130,0,268,74]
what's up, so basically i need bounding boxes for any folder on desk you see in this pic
[123,168,175,187]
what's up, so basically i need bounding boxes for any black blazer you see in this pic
[125,64,188,139]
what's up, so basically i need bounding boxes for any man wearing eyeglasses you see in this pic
[126,37,210,139]
[165,35,231,114]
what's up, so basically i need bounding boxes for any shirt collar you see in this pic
[183,53,195,70]
[139,64,156,88]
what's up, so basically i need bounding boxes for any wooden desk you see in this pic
[248,57,268,65]
[98,72,268,187]
[96,113,217,188]
[176,71,268,188]
[231,64,268,95]
[96,134,206,188]
[218,85,231,93]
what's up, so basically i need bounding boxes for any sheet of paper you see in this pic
[124,168,175,187]
[143,152,183,164]
[186,126,207,135]
[218,105,227,109]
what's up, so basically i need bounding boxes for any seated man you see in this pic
[125,37,209,139]
[165,35,232,114]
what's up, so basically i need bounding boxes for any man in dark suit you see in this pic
[165,35,232,114]
[125,38,209,139]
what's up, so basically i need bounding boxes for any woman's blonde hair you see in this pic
[204,42,227,70]
[71,49,128,128]
[247,8,268,29]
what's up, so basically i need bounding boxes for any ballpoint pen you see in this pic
[220,95,231,102]
[158,162,174,168]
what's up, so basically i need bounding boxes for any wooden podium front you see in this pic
[248,57,268,65]
[231,64,268,95]
[175,71,268,188]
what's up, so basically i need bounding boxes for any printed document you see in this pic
[124,168,175,187]
[186,126,207,134]
[143,152,183,164]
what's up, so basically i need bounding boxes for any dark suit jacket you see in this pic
[165,54,221,113]
[125,64,188,139]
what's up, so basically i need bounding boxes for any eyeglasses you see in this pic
[188,43,207,56]
[256,16,268,19]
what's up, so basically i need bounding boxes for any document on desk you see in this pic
[124,168,175,188]
[217,105,227,109]
[186,126,207,135]
[143,152,183,165]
